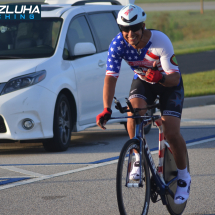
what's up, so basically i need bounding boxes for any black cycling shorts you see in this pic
[128,77,184,118]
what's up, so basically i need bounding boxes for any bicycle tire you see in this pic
[116,139,150,215]
[163,146,190,215]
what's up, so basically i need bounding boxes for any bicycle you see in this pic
[111,97,189,215]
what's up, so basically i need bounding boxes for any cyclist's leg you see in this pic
[127,98,147,139]
[127,78,156,180]
[159,79,191,204]
[127,98,147,180]
[163,145,190,214]
[127,77,156,139]
[162,116,191,204]
[162,116,187,169]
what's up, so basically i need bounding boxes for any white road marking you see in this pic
[0,137,214,191]
[186,137,215,147]
[0,166,46,177]
[181,119,215,125]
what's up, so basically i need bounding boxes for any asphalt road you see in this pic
[0,105,215,215]
[177,50,215,74]
[0,2,215,214]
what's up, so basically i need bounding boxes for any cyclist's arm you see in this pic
[96,75,117,129]
[104,34,123,107]
[96,33,122,129]
[103,75,117,109]
[145,60,180,87]
[159,72,180,87]
[154,32,180,87]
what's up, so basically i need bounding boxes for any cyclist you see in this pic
[96,4,191,204]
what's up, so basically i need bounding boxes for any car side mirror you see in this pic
[73,42,96,56]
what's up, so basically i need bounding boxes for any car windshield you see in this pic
[0,18,62,59]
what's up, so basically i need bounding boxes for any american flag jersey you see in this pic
[106,30,180,84]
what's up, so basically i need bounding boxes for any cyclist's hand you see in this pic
[96,108,112,130]
[145,61,162,83]
[146,70,162,83]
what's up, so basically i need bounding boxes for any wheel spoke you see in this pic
[59,100,70,145]
[60,102,64,117]
[58,117,63,126]
[60,102,67,118]
[64,120,70,129]
[63,104,68,119]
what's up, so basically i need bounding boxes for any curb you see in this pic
[184,95,215,108]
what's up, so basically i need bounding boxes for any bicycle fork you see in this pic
[125,122,145,188]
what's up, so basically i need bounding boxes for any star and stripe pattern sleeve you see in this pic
[106,33,124,78]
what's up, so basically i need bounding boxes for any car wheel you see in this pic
[43,94,72,152]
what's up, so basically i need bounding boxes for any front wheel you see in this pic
[163,146,190,215]
[43,94,72,152]
[116,139,150,215]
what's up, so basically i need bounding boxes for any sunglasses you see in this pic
[119,23,143,33]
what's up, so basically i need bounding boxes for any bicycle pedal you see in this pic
[127,183,139,188]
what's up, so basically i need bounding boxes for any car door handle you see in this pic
[98,60,105,67]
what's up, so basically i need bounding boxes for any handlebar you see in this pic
[114,97,160,114]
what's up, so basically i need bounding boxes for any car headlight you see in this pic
[1,70,46,95]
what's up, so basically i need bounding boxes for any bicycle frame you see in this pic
[112,114,177,205]
[135,116,177,205]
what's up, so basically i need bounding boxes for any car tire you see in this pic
[43,94,72,152]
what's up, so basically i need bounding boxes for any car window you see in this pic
[65,15,95,59]
[114,10,120,18]
[89,12,120,52]
[0,18,62,59]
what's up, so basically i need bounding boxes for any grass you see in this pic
[145,9,215,97]
[182,70,215,97]
[145,10,215,55]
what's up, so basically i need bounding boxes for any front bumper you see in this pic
[0,85,56,140]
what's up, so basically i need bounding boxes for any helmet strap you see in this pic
[135,27,144,47]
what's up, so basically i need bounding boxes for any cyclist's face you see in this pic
[122,23,144,46]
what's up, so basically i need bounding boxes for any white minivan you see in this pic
[0,0,152,151]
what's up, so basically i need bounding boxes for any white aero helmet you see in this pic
[117,4,147,26]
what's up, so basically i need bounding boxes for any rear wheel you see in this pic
[43,94,72,152]
[116,139,150,215]
[163,146,190,215]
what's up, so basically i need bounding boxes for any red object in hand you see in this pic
[96,108,112,124]
[146,70,162,83]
